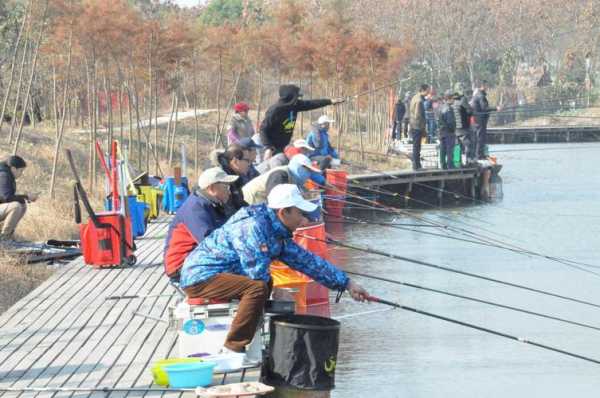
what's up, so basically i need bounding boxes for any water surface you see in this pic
[329,143,600,397]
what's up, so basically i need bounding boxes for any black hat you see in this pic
[6,155,26,169]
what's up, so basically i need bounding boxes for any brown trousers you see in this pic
[183,273,269,352]
[0,201,26,238]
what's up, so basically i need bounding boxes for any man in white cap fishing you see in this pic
[179,184,369,354]
[306,115,341,169]
[163,167,238,281]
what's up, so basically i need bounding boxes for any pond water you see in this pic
[329,143,600,397]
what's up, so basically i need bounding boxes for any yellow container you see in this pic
[139,186,163,219]
[151,358,202,386]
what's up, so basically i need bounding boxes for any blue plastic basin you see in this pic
[164,361,216,388]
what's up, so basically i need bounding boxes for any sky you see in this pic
[172,0,201,7]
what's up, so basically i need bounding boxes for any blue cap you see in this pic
[239,137,262,149]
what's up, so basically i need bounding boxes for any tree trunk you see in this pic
[13,0,50,154]
[7,33,31,143]
[49,28,73,198]
[0,0,30,133]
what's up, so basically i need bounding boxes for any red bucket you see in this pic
[324,170,348,218]
[293,223,327,259]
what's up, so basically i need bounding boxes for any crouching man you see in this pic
[0,155,37,241]
[179,184,369,353]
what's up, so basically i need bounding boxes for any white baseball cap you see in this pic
[293,139,315,151]
[317,115,335,125]
[267,184,318,212]
[289,153,322,173]
[198,167,239,189]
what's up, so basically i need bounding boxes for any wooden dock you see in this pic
[0,217,224,398]
[487,125,600,144]
[348,167,494,206]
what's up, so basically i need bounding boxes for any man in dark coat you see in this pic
[391,92,406,141]
[438,90,457,169]
[0,155,37,240]
[472,81,501,159]
[259,84,344,157]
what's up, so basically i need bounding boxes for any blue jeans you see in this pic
[426,118,437,142]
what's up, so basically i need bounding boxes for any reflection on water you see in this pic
[328,143,600,398]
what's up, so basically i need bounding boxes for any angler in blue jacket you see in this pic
[306,115,339,169]
[180,184,369,353]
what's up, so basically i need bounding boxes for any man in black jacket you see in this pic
[472,81,501,159]
[0,155,37,240]
[391,92,406,141]
[259,84,344,157]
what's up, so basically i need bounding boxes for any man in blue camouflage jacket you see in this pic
[180,184,369,353]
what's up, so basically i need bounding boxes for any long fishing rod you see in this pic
[346,270,600,332]
[364,180,600,272]
[343,170,600,273]
[366,296,600,366]
[296,233,600,310]
[331,213,548,254]
[324,181,600,276]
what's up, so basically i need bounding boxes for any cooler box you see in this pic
[80,211,136,268]
[103,196,148,239]
[173,300,261,360]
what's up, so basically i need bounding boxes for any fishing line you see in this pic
[296,233,600,310]
[342,169,600,272]
[346,270,600,332]
[376,181,600,271]
[331,214,543,254]
[367,296,600,366]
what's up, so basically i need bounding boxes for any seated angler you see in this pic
[163,167,238,281]
[306,115,340,170]
[235,137,262,183]
[256,139,314,174]
[179,184,369,354]
[242,154,327,205]
[213,146,251,215]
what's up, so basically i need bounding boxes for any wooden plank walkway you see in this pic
[488,125,600,144]
[0,217,204,398]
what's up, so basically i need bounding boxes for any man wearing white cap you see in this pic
[180,184,369,353]
[256,139,314,174]
[306,115,341,169]
[243,154,326,205]
[164,167,238,281]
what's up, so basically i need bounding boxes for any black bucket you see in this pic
[263,314,340,391]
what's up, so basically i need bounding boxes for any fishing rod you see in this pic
[346,270,600,332]
[342,169,600,272]
[356,179,600,272]
[324,182,559,259]
[325,218,442,228]
[366,295,600,366]
[295,232,600,310]
[329,213,549,254]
